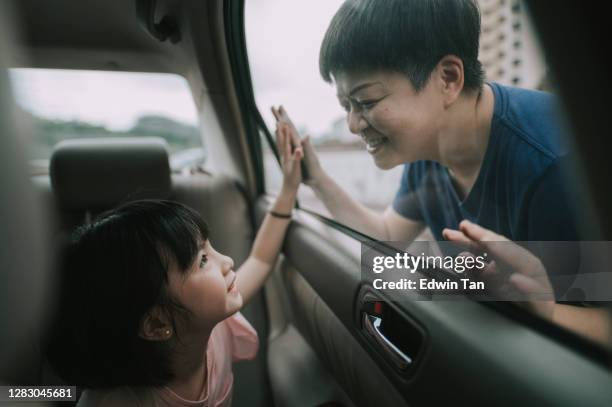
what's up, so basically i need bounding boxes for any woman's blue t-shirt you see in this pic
[392,82,578,242]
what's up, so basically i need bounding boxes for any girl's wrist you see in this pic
[272,187,296,214]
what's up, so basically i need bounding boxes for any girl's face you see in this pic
[168,240,242,332]
[334,70,445,169]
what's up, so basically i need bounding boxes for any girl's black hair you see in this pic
[46,200,209,388]
[320,0,485,92]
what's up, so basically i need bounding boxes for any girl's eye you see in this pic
[199,254,208,268]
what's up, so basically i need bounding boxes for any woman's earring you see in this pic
[165,329,172,336]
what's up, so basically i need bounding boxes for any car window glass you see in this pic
[9,69,203,173]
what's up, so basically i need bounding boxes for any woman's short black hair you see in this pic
[319,0,485,92]
[46,200,209,388]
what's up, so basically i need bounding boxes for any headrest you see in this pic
[50,137,171,210]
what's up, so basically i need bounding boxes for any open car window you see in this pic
[246,0,547,216]
[245,0,401,215]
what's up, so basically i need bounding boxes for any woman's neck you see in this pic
[436,84,495,199]
[166,329,212,401]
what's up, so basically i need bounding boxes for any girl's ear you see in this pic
[139,306,173,341]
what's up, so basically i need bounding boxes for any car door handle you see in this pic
[363,313,413,370]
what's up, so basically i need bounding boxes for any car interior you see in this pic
[1,0,611,406]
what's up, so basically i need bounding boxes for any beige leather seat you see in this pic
[48,137,253,264]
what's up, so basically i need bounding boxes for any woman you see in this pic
[273,0,609,344]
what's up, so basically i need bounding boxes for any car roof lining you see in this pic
[16,0,198,75]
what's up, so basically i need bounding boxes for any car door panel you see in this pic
[257,198,612,406]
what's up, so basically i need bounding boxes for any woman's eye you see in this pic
[199,254,208,268]
[357,100,377,110]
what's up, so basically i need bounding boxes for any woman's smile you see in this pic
[363,134,389,154]
[334,70,444,169]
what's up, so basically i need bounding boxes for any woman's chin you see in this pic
[372,154,402,170]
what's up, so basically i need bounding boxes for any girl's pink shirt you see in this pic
[77,312,259,407]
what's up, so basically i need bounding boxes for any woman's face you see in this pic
[334,70,445,169]
[168,239,242,332]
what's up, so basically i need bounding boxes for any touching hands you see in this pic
[275,120,303,193]
[443,220,555,320]
[271,105,325,185]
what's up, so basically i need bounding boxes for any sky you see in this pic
[244,0,346,136]
[8,0,347,137]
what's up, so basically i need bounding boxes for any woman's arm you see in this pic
[309,165,424,241]
[552,304,611,345]
[235,123,301,305]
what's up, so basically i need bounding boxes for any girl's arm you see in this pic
[235,123,302,305]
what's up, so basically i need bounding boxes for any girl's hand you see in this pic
[276,121,303,193]
[443,220,555,320]
[271,105,325,186]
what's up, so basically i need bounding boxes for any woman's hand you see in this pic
[271,105,325,186]
[276,121,303,194]
[444,220,612,344]
[443,220,555,320]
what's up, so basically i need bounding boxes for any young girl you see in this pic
[47,125,302,406]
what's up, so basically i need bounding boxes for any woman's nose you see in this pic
[347,109,367,134]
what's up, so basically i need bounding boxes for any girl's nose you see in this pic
[221,255,234,274]
[347,109,367,134]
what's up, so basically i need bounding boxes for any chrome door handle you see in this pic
[363,313,412,370]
